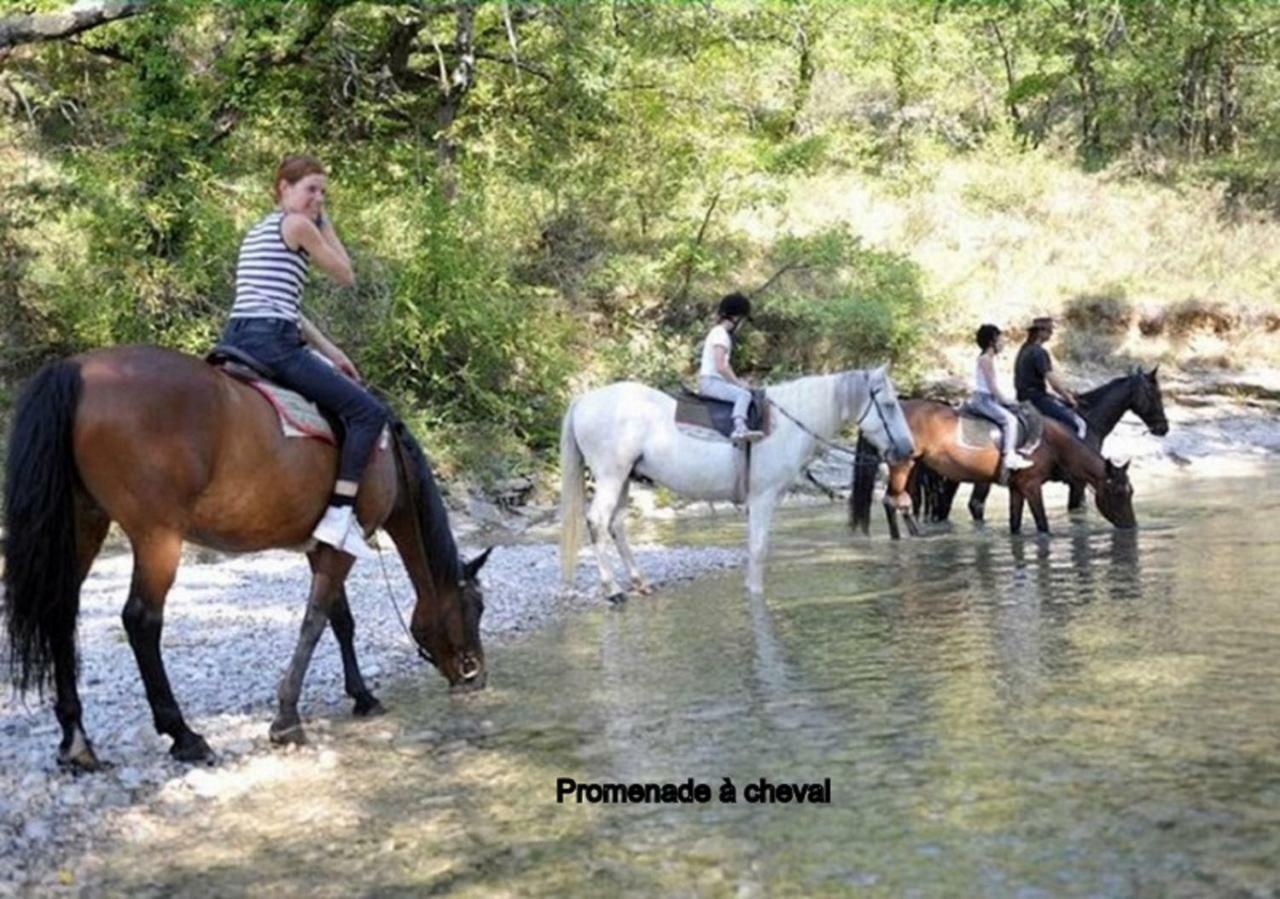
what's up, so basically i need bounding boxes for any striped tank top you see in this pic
[230,211,308,320]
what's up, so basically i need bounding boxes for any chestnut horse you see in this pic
[4,346,489,772]
[849,399,1136,539]
[918,368,1168,523]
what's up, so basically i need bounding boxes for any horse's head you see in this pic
[851,364,915,463]
[1131,365,1169,436]
[1096,459,1137,529]
[412,546,491,692]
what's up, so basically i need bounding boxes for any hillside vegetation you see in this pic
[3,0,1279,480]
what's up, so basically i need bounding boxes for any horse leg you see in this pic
[1009,490,1025,535]
[54,502,111,772]
[1026,484,1051,534]
[609,481,652,596]
[328,583,384,718]
[745,488,780,596]
[1067,479,1087,513]
[968,482,991,522]
[121,531,213,763]
[271,548,353,745]
[882,502,901,541]
[586,473,628,604]
[881,463,913,540]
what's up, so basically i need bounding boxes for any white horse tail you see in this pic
[558,399,586,586]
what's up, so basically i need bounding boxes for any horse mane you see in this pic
[765,372,844,438]
[1076,373,1133,410]
[391,421,462,589]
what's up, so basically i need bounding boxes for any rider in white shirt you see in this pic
[971,324,1032,471]
[698,292,762,442]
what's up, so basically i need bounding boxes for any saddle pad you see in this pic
[246,380,337,444]
[673,387,767,440]
[956,413,1041,454]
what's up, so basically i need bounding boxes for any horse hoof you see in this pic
[269,722,308,747]
[606,592,627,606]
[170,733,216,764]
[353,696,386,718]
[57,747,110,774]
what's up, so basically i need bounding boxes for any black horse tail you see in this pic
[848,434,879,535]
[913,462,960,523]
[4,360,84,696]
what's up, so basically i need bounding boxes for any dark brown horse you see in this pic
[4,346,489,771]
[850,399,1136,539]
[917,368,1167,522]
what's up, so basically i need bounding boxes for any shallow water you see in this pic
[98,469,1280,897]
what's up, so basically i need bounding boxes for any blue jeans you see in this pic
[969,393,1020,457]
[1029,394,1086,439]
[699,375,752,424]
[221,317,389,485]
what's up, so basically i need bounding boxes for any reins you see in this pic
[376,421,437,667]
[764,371,889,459]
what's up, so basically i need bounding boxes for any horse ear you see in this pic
[1120,460,1131,474]
[464,546,494,580]
[1148,365,1159,379]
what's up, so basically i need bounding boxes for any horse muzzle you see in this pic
[449,654,487,693]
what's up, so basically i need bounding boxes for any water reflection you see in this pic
[95,469,1280,897]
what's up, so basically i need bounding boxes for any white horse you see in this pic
[559,365,916,598]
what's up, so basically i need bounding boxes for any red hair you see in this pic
[273,155,326,201]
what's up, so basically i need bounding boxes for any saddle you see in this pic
[206,344,337,444]
[671,387,770,506]
[956,400,1044,454]
[672,387,768,442]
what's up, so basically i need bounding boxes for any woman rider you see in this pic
[698,292,762,442]
[972,324,1032,472]
[219,154,385,559]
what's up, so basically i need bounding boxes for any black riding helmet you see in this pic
[717,292,752,322]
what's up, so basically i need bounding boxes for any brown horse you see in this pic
[919,368,1168,523]
[4,346,489,772]
[849,399,1136,539]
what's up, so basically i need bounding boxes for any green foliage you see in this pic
[757,226,931,379]
[4,0,1280,477]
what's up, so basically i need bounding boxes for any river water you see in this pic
[97,467,1280,897]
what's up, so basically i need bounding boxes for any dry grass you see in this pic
[733,149,1280,374]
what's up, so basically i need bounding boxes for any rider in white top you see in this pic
[971,324,1032,471]
[698,292,762,442]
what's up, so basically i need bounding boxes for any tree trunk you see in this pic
[435,2,476,204]
[986,19,1023,134]
[788,23,814,135]
[1216,55,1238,156]
[1069,1,1102,160]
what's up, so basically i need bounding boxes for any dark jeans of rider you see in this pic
[221,317,387,484]
[1029,393,1079,434]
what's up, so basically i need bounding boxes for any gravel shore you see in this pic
[0,534,742,897]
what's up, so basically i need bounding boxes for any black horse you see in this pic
[914,368,1168,522]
